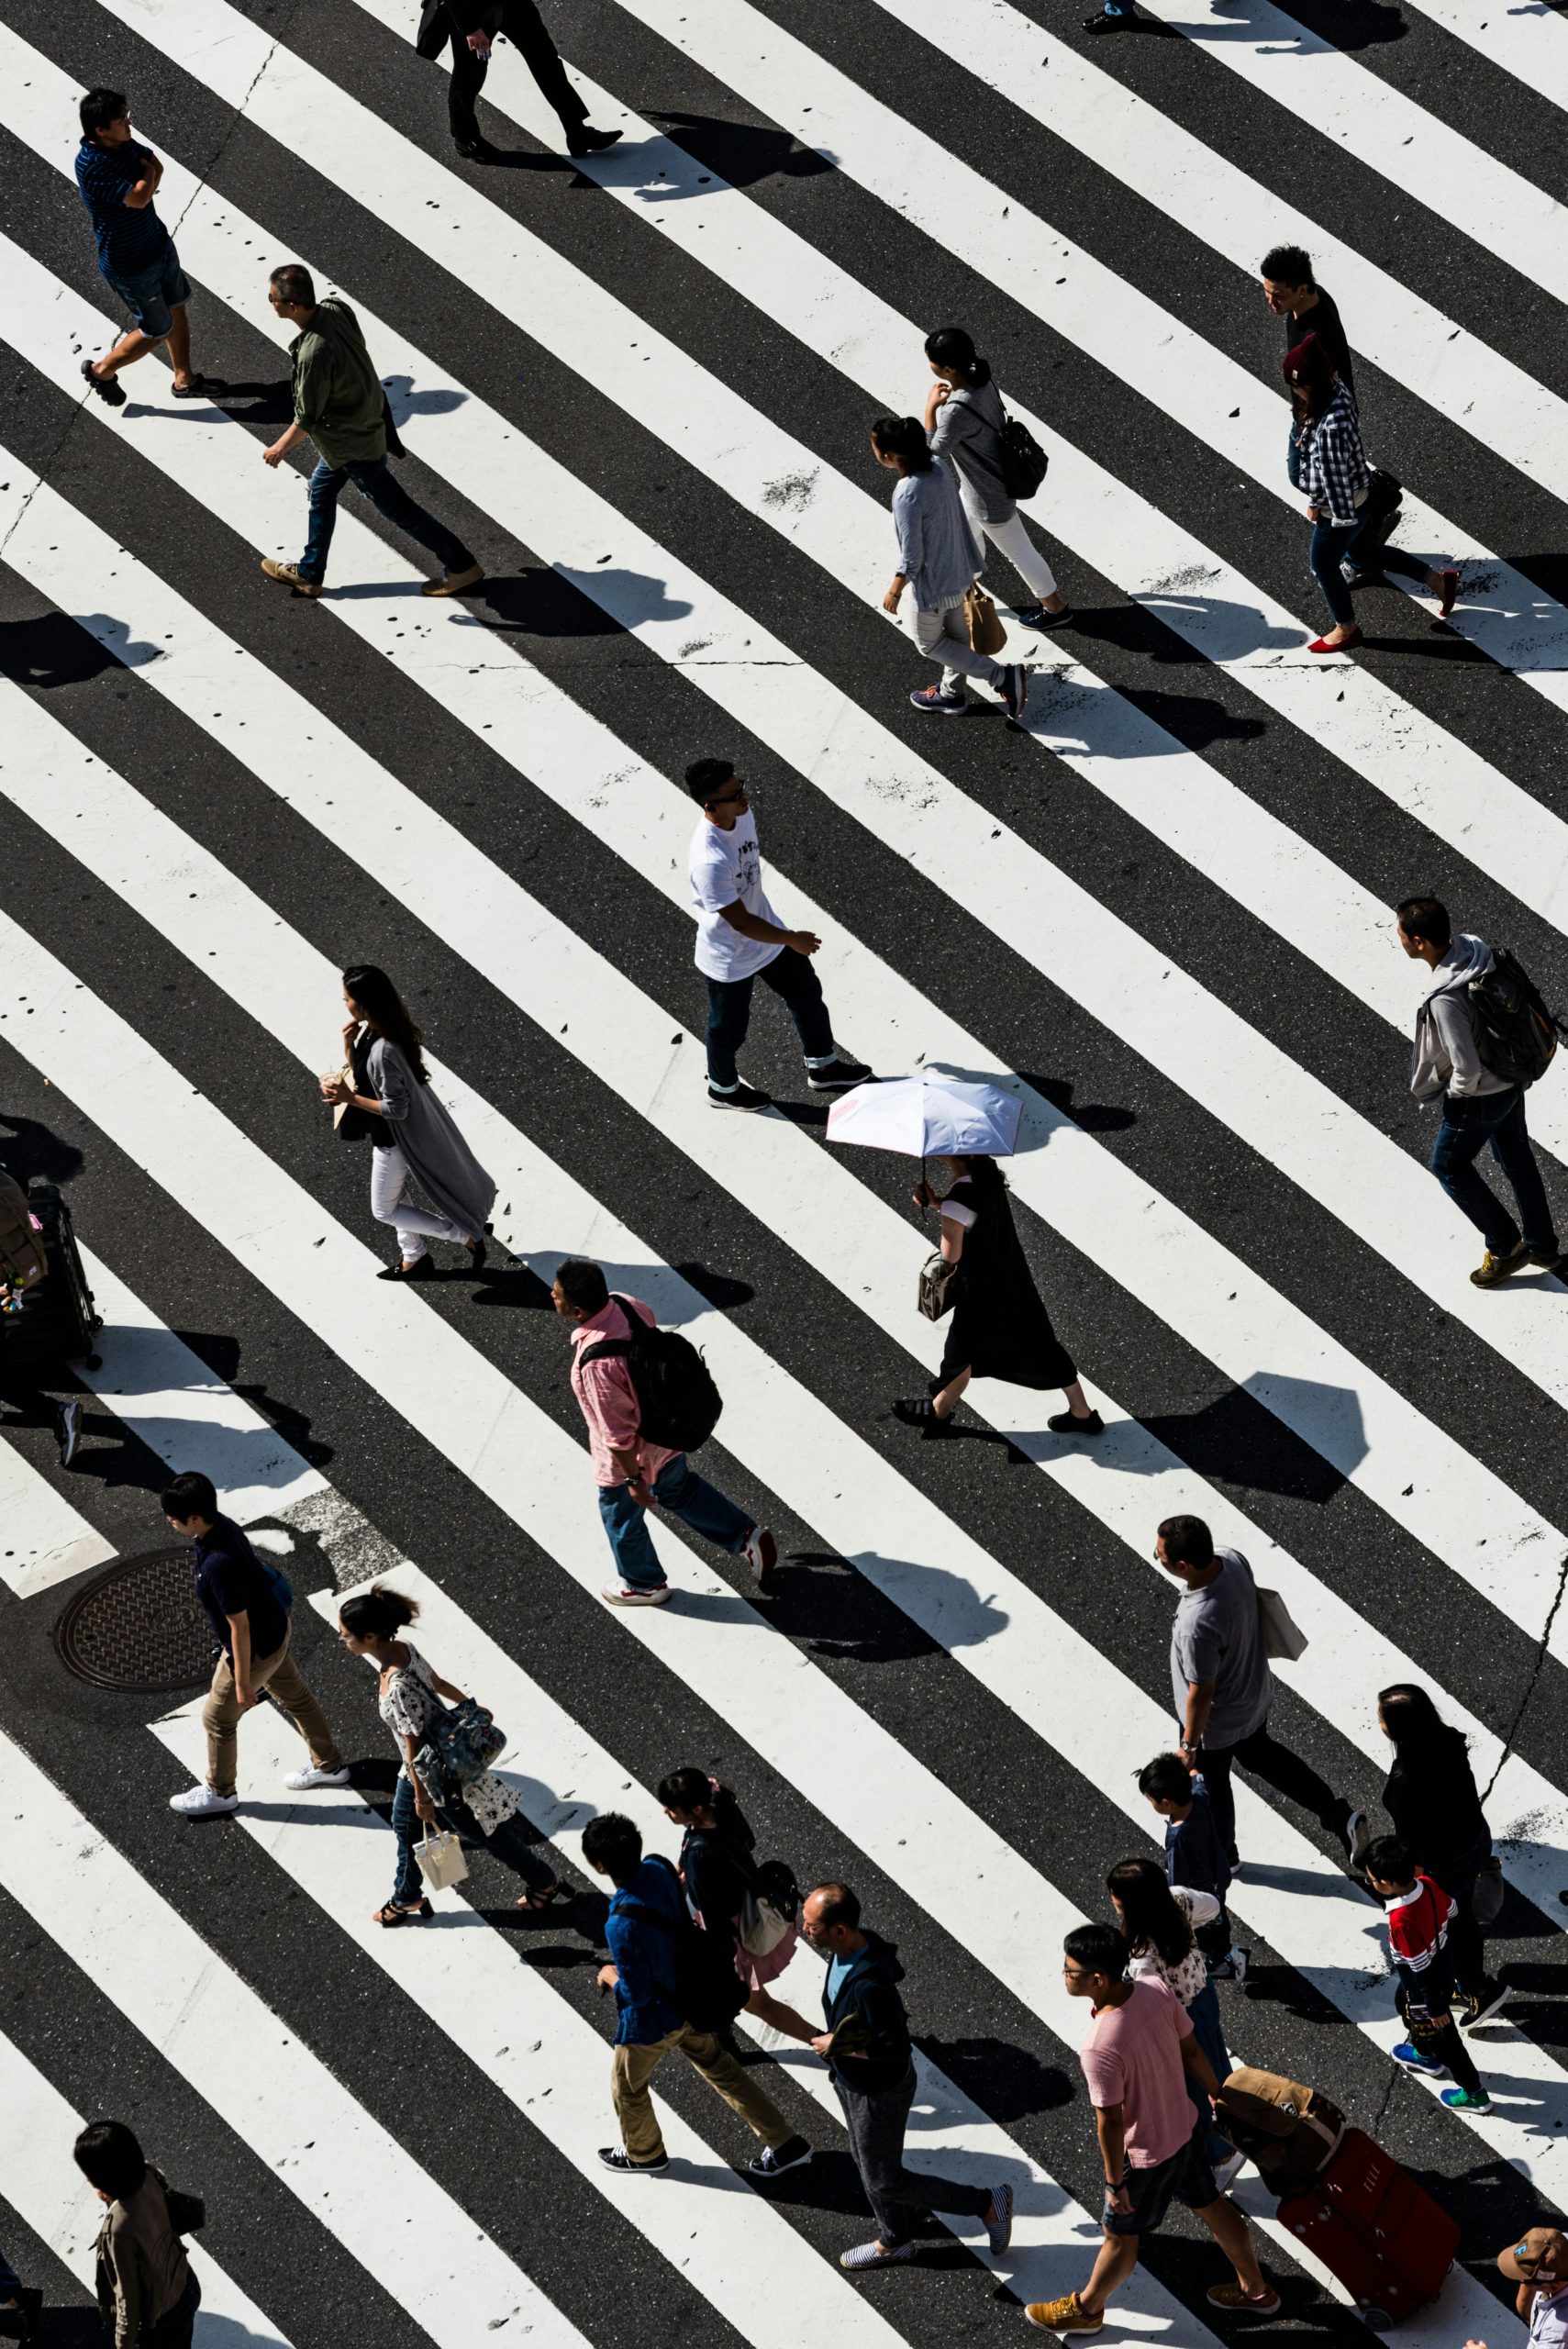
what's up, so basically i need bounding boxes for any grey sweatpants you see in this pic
[836,2062,992,2245]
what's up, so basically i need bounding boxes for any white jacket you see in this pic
[1409,935,1510,1102]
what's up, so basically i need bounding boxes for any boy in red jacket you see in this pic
[1362,1836,1491,2111]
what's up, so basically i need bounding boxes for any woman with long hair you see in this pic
[892,1153,1100,1440]
[1376,1684,1507,2024]
[337,1584,568,1924]
[1106,1857,1238,2177]
[1284,333,1459,655]
[923,325,1072,633]
[658,1765,800,2022]
[870,415,1029,723]
[319,963,495,1281]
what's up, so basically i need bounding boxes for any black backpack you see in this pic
[1467,949,1566,1089]
[620,1859,749,2032]
[581,1295,723,1453]
[997,411,1048,502]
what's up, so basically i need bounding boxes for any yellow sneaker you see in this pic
[1024,2296,1104,2336]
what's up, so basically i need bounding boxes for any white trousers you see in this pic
[905,596,1006,696]
[370,1143,470,1261]
[959,483,1059,603]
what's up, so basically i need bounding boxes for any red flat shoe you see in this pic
[1437,568,1460,618]
[1307,627,1362,654]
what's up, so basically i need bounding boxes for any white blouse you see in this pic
[1126,1887,1220,2008]
[377,1642,517,1839]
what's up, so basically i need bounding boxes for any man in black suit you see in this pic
[417,0,623,161]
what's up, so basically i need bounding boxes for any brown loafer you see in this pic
[421,561,484,596]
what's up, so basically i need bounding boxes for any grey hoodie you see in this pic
[1410,935,1510,1102]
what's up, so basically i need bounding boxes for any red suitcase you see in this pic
[1277,2128,1460,2328]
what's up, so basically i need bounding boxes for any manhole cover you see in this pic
[54,1547,212,1693]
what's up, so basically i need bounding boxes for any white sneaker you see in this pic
[602,1584,672,1607]
[169,1784,239,1817]
[283,1765,351,1791]
[743,1526,778,1588]
[55,1398,83,1467]
[1212,2148,1246,2192]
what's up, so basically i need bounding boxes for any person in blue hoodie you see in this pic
[583,1812,811,2180]
[771,1881,1015,2272]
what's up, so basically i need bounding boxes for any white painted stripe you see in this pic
[0,1431,114,1597]
[0,2026,294,2346]
[0,1728,592,2348]
[3,925,1566,2211]
[1380,0,1568,123]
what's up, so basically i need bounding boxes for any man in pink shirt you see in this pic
[552,1259,777,1608]
[1025,1923,1278,2337]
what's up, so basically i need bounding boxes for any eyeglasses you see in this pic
[704,785,746,809]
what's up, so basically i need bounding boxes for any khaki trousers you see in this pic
[204,1632,343,1798]
[612,2025,792,2165]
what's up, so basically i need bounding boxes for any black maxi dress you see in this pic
[936,1174,1077,1388]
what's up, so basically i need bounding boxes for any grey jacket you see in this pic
[928,377,1013,525]
[368,1036,497,1232]
[892,459,983,611]
[1410,936,1510,1102]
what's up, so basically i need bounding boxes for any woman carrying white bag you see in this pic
[338,1586,569,1924]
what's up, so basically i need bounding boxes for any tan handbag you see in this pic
[416,1825,469,1892]
[965,584,1007,657]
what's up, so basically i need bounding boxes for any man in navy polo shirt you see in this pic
[74,86,213,409]
[161,1470,348,1818]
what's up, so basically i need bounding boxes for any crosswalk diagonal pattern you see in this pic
[1,0,1566,2338]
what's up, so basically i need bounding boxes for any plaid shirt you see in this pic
[1300,381,1370,528]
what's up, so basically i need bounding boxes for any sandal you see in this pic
[374,1898,432,1926]
[517,1878,570,1910]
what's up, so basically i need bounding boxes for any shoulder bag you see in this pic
[964,583,1007,657]
[1256,1585,1308,1663]
[917,1249,961,1321]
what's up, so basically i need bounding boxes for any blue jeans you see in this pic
[1183,1977,1233,2165]
[301,456,473,587]
[706,951,834,1090]
[1286,424,1302,491]
[390,1770,556,1908]
[597,1453,752,1592]
[1430,1088,1556,1256]
[1308,516,1429,626]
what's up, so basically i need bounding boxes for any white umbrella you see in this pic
[825,1072,1023,1160]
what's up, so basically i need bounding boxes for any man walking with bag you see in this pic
[1156,1514,1362,1872]
[1398,895,1561,1286]
[161,1472,350,1817]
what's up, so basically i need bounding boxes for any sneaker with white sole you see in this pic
[1392,2040,1444,2075]
[750,2135,813,2178]
[283,1765,352,1791]
[1459,1979,1511,2030]
[1208,1945,1250,1983]
[169,1784,239,1818]
[805,1055,873,1092]
[840,2240,917,2272]
[984,2179,1014,2254]
[743,1527,778,1589]
[603,1583,672,1607]
[598,2145,670,2174]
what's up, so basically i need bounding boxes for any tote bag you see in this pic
[417,1826,470,1893]
[1257,1585,1308,1663]
[965,584,1007,657]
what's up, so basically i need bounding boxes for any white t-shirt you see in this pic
[688,811,784,982]
[1530,2288,1568,2349]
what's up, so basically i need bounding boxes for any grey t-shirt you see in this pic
[1169,1548,1272,1747]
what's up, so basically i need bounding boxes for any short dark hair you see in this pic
[808,1881,861,1932]
[269,262,316,309]
[1361,1834,1415,1887]
[1137,1752,1195,1805]
[1063,1921,1128,1981]
[161,1470,217,1523]
[1262,244,1313,289]
[554,1259,609,1314]
[80,88,128,139]
[1156,1513,1213,1571]
[870,415,933,473]
[1396,895,1451,952]
[684,756,737,806]
[581,1810,642,1877]
[74,2120,147,2200]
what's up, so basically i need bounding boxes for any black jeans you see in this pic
[446,1,588,143]
[1429,1088,1556,1256]
[835,2062,992,2246]
[144,2271,200,2348]
[1429,1831,1492,1999]
[1200,1714,1344,1864]
[1396,1979,1481,2095]
[705,950,834,1089]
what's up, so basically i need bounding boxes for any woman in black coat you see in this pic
[1377,1684,1507,2026]
[890,1153,1101,1440]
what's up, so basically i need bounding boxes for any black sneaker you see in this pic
[81,357,126,407]
[55,1398,82,1468]
[1519,1242,1563,1272]
[708,1081,772,1111]
[1459,1979,1511,2030]
[806,1055,873,1092]
[598,2146,670,2175]
[751,2135,813,2178]
[1047,1408,1103,1436]
[453,135,494,161]
[1015,602,1075,631]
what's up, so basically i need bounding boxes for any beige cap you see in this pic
[1499,2229,1568,2285]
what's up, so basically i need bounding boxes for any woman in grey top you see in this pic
[321,963,495,1281]
[871,416,1029,723]
[924,326,1073,633]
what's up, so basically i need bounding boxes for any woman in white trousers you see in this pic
[923,325,1073,633]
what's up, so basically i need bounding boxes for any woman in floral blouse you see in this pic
[338,1585,568,1924]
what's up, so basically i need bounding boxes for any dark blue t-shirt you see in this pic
[1163,1777,1230,1908]
[194,1514,287,1661]
[75,137,169,278]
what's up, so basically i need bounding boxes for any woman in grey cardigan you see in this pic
[871,416,1029,724]
[923,326,1073,633]
[322,963,496,1281]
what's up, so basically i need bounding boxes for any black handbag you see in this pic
[917,1249,961,1321]
[1361,465,1402,522]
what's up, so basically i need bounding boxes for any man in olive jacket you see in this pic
[259,262,482,600]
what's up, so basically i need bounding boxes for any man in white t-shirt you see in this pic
[685,757,870,1109]
[1477,2228,1568,2349]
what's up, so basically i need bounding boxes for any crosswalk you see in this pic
[0,0,1565,2338]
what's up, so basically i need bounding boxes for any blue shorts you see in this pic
[103,243,190,340]
[1103,2122,1218,2237]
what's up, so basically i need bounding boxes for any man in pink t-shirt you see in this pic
[1024,1924,1279,2337]
[552,1257,776,1608]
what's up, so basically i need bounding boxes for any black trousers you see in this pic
[446,2,588,142]
[1201,1713,1343,1863]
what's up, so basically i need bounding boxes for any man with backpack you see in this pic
[1398,896,1562,1287]
[161,1471,349,1817]
[552,1259,778,1607]
[583,1811,812,2179]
